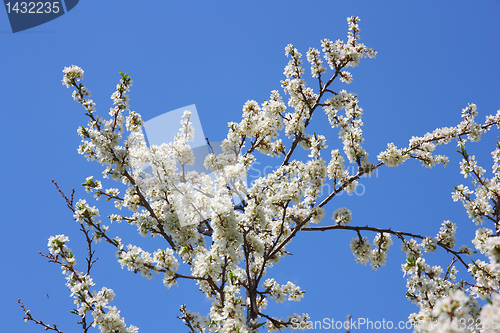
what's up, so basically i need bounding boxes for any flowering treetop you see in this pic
[20,16,500,333]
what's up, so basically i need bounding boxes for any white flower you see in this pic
[421,237,437,253]
[62,65,84,87]
[430,290,472,332]
[47,234,70,256]
[377,143,408,167]
[332,207,352,225]
[350,236,371,265]
[480,293,500,333]
[370,233,392,270]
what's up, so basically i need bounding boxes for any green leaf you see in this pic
[119,72,130,80]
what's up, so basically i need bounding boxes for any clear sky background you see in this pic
[1,1,499,332]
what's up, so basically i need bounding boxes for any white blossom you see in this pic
[350,236,371,265]
[332,207,352,225]
[29,15,499,333]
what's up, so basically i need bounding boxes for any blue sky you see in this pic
[1,1,499,332]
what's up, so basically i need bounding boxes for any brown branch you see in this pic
[265,162,383,262]
[281,60,347,167]
[302,224,469,268]
[18,298,65,332]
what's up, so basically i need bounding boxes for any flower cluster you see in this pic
[62,65,84,88]
[435,220,457,250]
[47,235,138,333]
[370,233,393,270]
[479,293,500,333]
[349,233,393,269]
[332,207,352,225]
[324,90,369,169]
[349,236,371,265]
[401,141,500,331]
[263,278,305,303]
[422,290,474,333]
[452,143,498,225]
[116,245,179,287]
[378,104,500,169]
[320,16,377,71]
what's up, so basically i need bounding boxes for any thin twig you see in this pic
[18,299,65,333]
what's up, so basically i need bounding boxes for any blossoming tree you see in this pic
[19,16,499,333]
